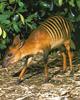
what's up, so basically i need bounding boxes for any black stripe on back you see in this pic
[42,22,57,40]
[41,24,55,41]
[55,16,69,38]
[46,18,62,39]
[49,17,63,38]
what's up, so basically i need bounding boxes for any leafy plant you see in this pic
[0,0,80,52]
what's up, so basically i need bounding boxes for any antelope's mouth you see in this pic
[2,58,16,68]
[2,60,10,68]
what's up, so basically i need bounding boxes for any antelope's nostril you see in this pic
[2,59,9,67]
[2,61,6,67]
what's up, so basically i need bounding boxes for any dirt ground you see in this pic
[0,51,80,100]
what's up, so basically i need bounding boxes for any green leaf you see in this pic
[13,22,20,32]
[27,23,33,29]
[0,43,6,49]
[19,13,25,24]
[0,27,2,36]
[26,13,37,23]
[54,0,59,6]
[27,23,37,30]
[0,2,5,12]
[9,0,15,4]
[31,23,37,29]
[0,14,10,21]
[0,0,7,2]
[76,0,80,8]
[59,0,63,6]
[69,0,75,7]
[70,39,76,50]
[2,30,7,39]
[1,20,10,25]
[39,1,50,9]
[2,40,6,45]
[18,1,24,7]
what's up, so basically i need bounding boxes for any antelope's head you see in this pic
[2,35,24,67]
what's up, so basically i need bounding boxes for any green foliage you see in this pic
[0,0,80,51]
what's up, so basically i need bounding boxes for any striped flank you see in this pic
[39,16,72,47]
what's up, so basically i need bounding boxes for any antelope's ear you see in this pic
[18,41,24,49]
[13,35,21,46]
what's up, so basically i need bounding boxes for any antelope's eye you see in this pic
[8,53,13,57]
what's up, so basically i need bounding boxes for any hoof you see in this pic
[70,70,74,75]
[63,69,67,73]
[11,72,20,77]
[16,79,23,84]
[61,70,66,73]
[11,73,18,77]
[44,78,50,83]
[69,70,74,79]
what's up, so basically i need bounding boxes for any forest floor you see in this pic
[0,51,80,100]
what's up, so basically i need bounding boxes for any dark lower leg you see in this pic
[43,49,49,82]
[67,49,73,70]
[44,64,48,82]
[12,68,23,77]
[61,52,67,72]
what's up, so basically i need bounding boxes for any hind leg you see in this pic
[61,52,67,72]
[43,50,49,82]
[64,40,73,71]
[58,50,67,72]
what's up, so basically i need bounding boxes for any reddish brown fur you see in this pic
[11,28,51,63]
[3,19,73,83]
